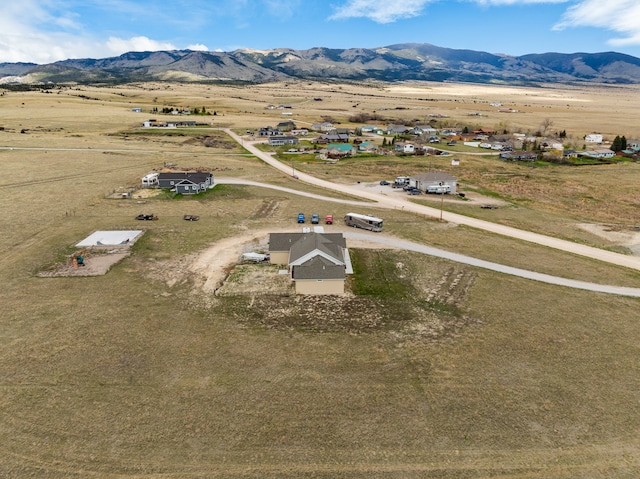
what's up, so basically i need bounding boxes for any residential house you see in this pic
[258,127,281,136]
[317,133,349,144]
[291,129,309,136]
[311,122,335,132]
[578,149,615,159]
[277,120,297,132]
[326,143,354,159]
[360,125,384,134]
[395,143,415,154]
[413,125,438,136]
[358,141,378,152]
[268,136,299,146]
[410,172,458,194]
[585,134,603,143]
[268,232,351,295]
[387,124,410,135]
[157,171,214,195]
[500,151,537,161]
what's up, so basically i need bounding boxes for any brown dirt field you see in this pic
[4,81,640,478]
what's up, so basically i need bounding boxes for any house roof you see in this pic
[327,143,353,152]
[411,172,457,182]
[289,233,345,265]
[158,171,212,183]
[269,232,345,253]
[292,256,345,280]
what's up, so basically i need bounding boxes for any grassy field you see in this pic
[1,81,640,478]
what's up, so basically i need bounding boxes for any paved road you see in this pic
[225,128,640,273]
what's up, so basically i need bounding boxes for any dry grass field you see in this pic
[1,80,640,478]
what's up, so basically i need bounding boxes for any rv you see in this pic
[426,184,451,194]
[344,213,383,232]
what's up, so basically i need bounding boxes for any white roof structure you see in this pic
[76,230,143,247]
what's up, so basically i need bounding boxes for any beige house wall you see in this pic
[269,251,289,265]
[295,279,344,295]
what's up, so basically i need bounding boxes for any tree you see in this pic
[541,118,554,136]
[462,126,469,134]
[559,129,566,138]
[611,135,627,152]
[382,138,387,146]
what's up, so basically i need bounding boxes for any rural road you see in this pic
[224,129,640,273]
[343,231,640,297]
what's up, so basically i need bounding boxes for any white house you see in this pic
[585,134,603,143]
[579,149,615,159]
[395,143,415,154]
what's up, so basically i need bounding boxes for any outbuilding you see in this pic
[409,172,458,194]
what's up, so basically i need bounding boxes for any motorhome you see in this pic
[344,213,383,232]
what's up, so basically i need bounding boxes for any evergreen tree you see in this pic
[382,138,387,146]
[462,126,469,134]
[612,135,628,151]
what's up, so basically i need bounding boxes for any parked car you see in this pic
[135,214,158,221]
[325,214,334,224]
[183,215,199,221]
[297,213,305,223]
[311,213,319,224]
[407,189,422,195]
[379,180,390,186]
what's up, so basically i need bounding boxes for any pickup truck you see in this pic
[297,213,305,223]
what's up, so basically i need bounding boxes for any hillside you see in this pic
[2,43,640,85]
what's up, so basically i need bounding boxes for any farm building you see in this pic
[268,232,352,295]
[409,172,458,194]
[157,171,214,194]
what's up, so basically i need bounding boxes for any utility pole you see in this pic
[439,182,445,221]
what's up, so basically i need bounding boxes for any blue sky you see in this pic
[2,0,640,64]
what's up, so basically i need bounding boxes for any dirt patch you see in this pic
[37,249,130,277]
[578,223,640,255]
[184,135,238,149]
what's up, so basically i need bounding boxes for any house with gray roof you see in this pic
[269,232,351,295]
[157,171,214,194]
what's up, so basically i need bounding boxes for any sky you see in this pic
[2,0,640,64]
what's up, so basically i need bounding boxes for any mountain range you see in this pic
[2,43,640,85]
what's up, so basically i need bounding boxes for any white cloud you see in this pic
[187,43,210,52]
[329,0,569,23]
[474,0,567,5]
[329,0,433,23]
[554,0,640,47]
[106,36,177,55]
